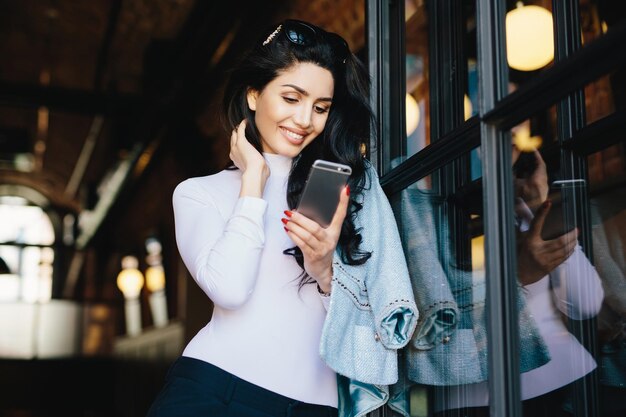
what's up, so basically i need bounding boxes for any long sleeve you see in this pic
[173,178,268,310]
[549,245,604,320]
[401,188,459,350]
[357,166,418,349]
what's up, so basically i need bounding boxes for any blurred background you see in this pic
[1,1,625,417]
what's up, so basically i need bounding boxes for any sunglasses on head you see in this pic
[263,19,350,64]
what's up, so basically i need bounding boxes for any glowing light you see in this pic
[464,95,473,120]
[512,123,543,152]
[506,3,554,71]
[145,265,165,292]
[406,94,420,136]
[116,256,144,299]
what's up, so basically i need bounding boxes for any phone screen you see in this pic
[540,179,585,241]
[296,160,352,227]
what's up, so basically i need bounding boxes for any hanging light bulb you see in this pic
[117,256,144,299]
[145,238,169,328]
[405,94,420,136]
[506,2,554,71]
[117,256,144,336]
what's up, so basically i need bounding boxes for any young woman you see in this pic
[147,19,417,417]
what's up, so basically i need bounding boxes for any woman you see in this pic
[147,20,417,417]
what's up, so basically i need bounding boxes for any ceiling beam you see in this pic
[0,81,143,115]
[93,0,123,91]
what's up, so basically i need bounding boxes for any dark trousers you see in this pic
[147,356,338,417]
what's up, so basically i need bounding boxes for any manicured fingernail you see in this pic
[284,210,293,217]
[284,227,289,232]
[281,218,289,225]
[346,186,350,196]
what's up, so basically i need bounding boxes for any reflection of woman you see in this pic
[435,149,604,416]
[147,19,416,417]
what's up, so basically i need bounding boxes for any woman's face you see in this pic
[247,62,334,157]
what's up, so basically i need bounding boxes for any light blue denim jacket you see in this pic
[319,162,419,417]
[399,188,550,386]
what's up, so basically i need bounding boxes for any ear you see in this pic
[246,89,258,111]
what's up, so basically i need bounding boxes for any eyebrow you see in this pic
[281,84,333,102]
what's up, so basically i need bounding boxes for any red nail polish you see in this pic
[281,218,289,225]
[284,210,293,217]
[284,227,289,232]
[346,185,350,196]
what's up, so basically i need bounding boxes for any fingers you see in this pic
[538,228,578,269]
[229,129,238,161]
[532,149,546,170]
[284,216,322,252]
[529,200,551,237]
[237,119,247,139]
[546,228,578,256]
[329,186,350,231]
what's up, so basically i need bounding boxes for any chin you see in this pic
[277,147,303,158]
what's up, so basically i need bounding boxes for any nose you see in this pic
[293,104,312,129]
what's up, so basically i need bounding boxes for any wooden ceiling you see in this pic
[0,0,367,227]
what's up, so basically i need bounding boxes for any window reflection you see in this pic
[405,0,430,160]
[398,140,610,416]
[588,143,626,416]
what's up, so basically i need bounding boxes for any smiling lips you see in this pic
[280,127,307,145]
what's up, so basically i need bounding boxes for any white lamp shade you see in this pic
[506,4,554,71]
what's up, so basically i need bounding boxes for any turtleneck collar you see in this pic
[263,152,293,177]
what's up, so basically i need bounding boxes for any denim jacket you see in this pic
[400,188,550,386]
[319,162,419,417]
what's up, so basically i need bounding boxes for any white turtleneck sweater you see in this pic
[172,153,337,407]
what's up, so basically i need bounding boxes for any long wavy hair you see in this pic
[222,20,373,285]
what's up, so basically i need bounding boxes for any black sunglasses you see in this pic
[263,19,350,64]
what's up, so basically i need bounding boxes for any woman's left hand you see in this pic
[282,186,350,294]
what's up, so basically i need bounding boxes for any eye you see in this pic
[282,96,298,104]
[314,105,329,114]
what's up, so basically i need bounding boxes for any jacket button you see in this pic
[374,332,380,342]
[442,336,450,344]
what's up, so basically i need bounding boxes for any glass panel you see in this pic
[465,0,479,123]
[588,142,626,417]
[506,115,603,416]
[579,0,623,128]
[404,0,430,161]
[392,161,489,416]
[504,1,625,127]
[471,101,559,180]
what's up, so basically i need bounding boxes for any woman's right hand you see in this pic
[517,200,578,286]
[230,120,270,198]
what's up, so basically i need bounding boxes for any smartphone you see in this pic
[540,179,585,241]
[296,160,352,228]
